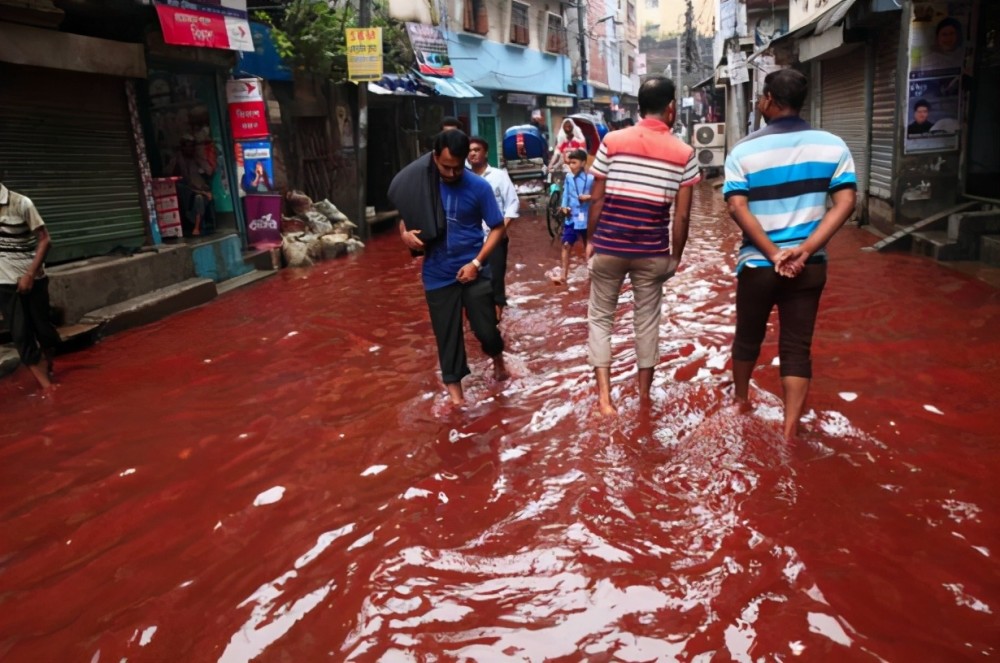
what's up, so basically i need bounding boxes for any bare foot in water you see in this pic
[493,356,509,381]
[445,382,464,405]
[596,400,618,418]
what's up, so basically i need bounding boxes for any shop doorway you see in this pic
[476,116,499,167]
[367,107,399,212]
[965,1,1000,199]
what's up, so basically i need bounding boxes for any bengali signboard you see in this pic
[226,78,269,139]
[346,27,384,82]
[154,0,254,52]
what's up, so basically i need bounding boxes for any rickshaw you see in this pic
[500,124,549,214]
[544,114,607,238]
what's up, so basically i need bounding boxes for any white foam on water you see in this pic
[253,486,285,507]
[119,468,136,477]
[403,488,432,500]
[943,583,993,614]
[361,465,388,477]
[437,492,449,504]
[500,446,529,461]
[807,612,853,647]
[924,404,945,415]
[348,532,375,551]
[295,524,356,569]
[369,345,381,353]
[284,331,299,338]
[789,641,806,656]
[139,626,157,647]
[839,392,858,402]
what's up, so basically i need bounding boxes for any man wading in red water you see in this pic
[0,181,60,392]
[723,69,857,440]
[389,130,508,405]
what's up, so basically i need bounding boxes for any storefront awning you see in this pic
[413,71,483,98]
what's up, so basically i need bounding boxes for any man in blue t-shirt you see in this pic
[397,130,508,405]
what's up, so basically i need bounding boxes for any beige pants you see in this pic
[587,254,677,369]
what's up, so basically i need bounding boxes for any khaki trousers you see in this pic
[587,254,676,369]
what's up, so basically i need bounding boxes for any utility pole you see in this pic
[576,0,588,105]
[356,0,371,240]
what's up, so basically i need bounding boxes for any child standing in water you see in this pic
[553,149,594,285]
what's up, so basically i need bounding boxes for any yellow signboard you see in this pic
[346,27,383,82]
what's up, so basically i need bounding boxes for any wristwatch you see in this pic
[471,258,482,269]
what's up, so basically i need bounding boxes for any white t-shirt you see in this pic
[477,166,520,237]
[0,185,46,285]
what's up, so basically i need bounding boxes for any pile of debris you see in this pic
[281,191,365,267]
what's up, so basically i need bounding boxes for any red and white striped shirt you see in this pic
[590,117,700,258]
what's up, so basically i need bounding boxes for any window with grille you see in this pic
[545,13,567,54]
[463,0,489,35]
[510,1,530,45]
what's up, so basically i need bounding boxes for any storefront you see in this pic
[0,25,149,263]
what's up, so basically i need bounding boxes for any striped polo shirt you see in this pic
[722,116,857,273]
[590,117,700,258]
[0,184,46,285]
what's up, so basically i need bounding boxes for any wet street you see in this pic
[1,182,998,662]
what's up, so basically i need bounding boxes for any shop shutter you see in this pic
[868,19,899,200]
[0,66,145,263]
[820,52,869,195]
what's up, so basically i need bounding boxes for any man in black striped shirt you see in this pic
[0,183,59,391]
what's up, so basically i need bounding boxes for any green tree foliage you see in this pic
[256,0,412,81]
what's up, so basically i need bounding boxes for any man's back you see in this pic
[590,118,700,258]
[723,116,856,271]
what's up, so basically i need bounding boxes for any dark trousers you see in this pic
[425,278,504,383]
[488,235,510,308]
[0,278,60,366]
[732,263,827,378]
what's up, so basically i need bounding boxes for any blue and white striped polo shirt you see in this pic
[722,116,857,273]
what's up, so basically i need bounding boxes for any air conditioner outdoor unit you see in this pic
[693,123,726,148]
[697,147,725,168]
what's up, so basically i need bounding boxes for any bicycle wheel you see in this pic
[546,190,562,238]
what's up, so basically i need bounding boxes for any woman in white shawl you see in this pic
[548,119,587,174]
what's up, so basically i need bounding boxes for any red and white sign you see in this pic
[226,78,269,139]
[155,2,254,52]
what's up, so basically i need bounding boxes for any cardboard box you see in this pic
[154,195,179,213]
[158,209,183,238]
[152,178,179,197]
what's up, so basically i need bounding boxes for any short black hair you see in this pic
[763,69,808,112]
[914,98,931,111]
[567,148,588,162]
[638,76,676,116]
[936,17,962,37]
[469,135,490,151]
[440,116,464,131]
[433,129,470,160]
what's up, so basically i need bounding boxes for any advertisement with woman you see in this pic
[905,1,971,154]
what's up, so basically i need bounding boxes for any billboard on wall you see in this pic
[154,0,254,52]
[789,0,854,32]
[904,1,971,155]
[226,78,269,140]
[346,28,384,82]
[405,23,454,77]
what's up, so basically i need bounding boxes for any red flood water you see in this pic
[1,183,998,662]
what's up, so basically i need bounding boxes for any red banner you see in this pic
[155,2,254,52]
[228,101,268,139]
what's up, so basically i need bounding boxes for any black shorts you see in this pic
[732,263,827,378]
[0,278,60,366]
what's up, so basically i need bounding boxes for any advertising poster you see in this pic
[226,78,269,140]
[904,1,971,154]
[234,139,275,197]
[154,0,254,52]
[346,27,384,82]
[243,194,283,248]
[405,23,454,77]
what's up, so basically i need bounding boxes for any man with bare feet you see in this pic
[585,76,699,416]
[723,69,857,440]
[0,181,60,392]
[391,130,508,405]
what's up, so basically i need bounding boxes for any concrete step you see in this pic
[981,235,1000,268]
[947,210,1000,241]
[189,233,254,282]
[216,269,277,296]
[911,230,967,261]
[79,277,217,337]
[243,247,282,271]
[0,344,18,378]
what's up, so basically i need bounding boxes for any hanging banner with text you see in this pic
[226,78,269,140]
[405,23,454,77]
[346,27,384,82]
[154,0,254,52]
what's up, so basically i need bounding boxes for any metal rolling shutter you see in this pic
[820,53,869,195]
[868,19,899,200]
[0,66,145,263]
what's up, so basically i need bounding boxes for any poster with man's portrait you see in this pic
[905,1,970,154]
